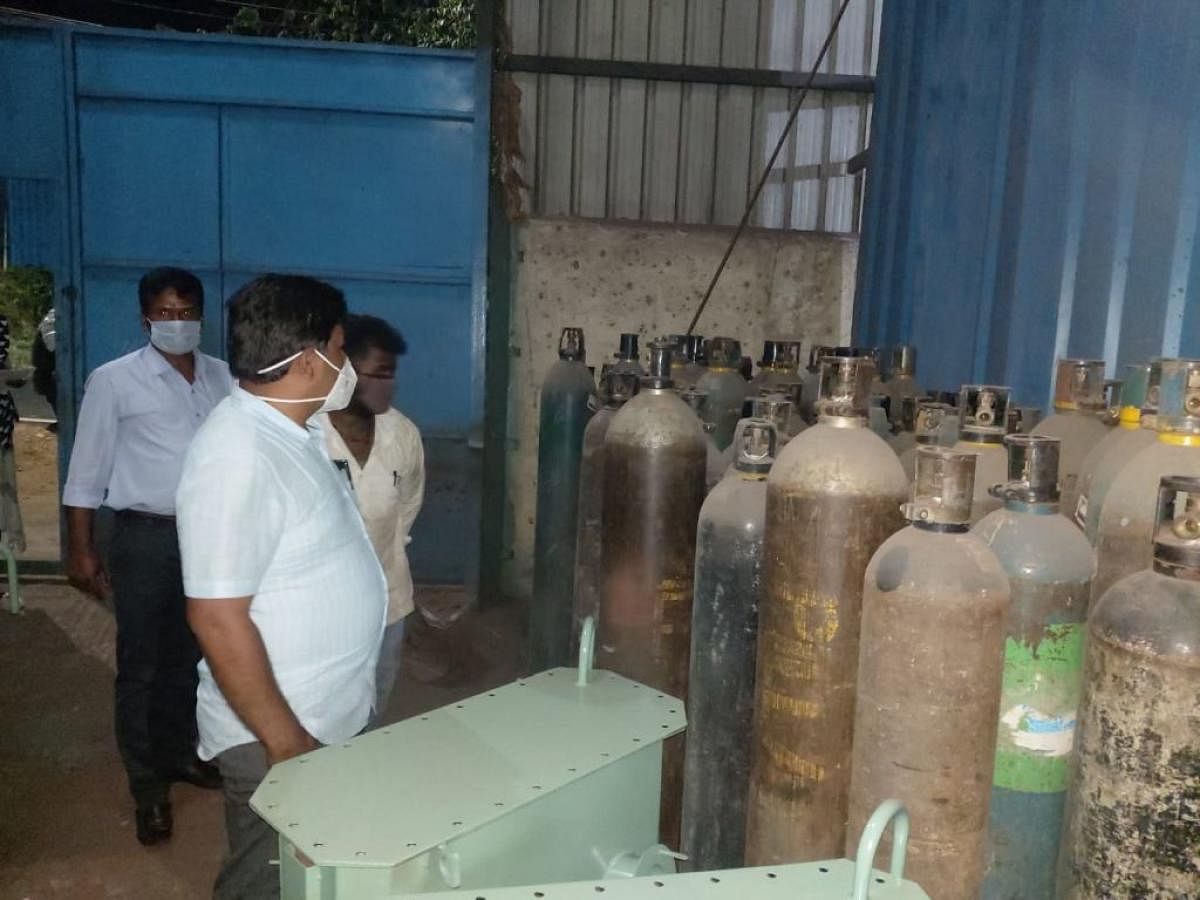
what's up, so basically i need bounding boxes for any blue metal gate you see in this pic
[855,0,1200,409]
[0,20,490,582]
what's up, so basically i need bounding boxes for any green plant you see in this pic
[229,0,476,49]
[0,267,52,369]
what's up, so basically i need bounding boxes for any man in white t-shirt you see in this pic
[176,275,387,899]
[319,313,424,719]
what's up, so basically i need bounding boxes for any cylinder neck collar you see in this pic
[913,521,969,534]
[960,430,1005,446]
[1004,499,1059,515]
[818,414,865,429]
[1159,432,1200,446]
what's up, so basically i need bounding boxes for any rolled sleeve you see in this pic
[62,371,118,509]
[177,439,285,599]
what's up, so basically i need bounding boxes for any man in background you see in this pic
[62,267,232,845]
[178,275,387,899]
[320,313,424,719]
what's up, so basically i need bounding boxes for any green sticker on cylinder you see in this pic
[993,623,1084,793]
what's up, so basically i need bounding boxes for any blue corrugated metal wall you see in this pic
[855,0,1200,409]
[0,22,490,582]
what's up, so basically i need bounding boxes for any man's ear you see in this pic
[294,348,317,380]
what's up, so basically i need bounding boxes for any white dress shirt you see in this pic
[176,387,388,760]
[63,344,233,514]
[319,408,424,625]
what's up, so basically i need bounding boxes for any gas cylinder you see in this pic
[1058,475,1200,898]
[1076,361,1159,540]
[1031,359,1111,514]
[611,332,644,378]
[530,327,596,670]
[799,346,863,424]
[670,333,707,389]
[748,340,796,393]
[884,345,923,427]
[868,394,892,439]
[746,355,908,865]
[953,384,1013,524]
[847,446,1010,900]
[681,388,726,492]
[797,344,829,423]
[695,337,750,451]
[750,393,796,446]
[898,400,954,478]
[773,381,809,437]
[887,395,926,457]
[681,418,777,872]
[571,370,639,656]
[600,339,707,847]
[973,435,1096,900]
[720,395,795,476]
[1075,363,1148,518]
[1092,359,1200,600]
[863,346,886,399]
[931,390,964,446]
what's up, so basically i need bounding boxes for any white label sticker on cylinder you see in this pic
[1001,704,1076,757]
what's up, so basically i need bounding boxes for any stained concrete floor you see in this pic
[0,583,525,899]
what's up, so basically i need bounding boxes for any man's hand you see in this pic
[67,545,112,600]
[265,729,321,767]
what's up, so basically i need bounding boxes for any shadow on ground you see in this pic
[0,584,525,899]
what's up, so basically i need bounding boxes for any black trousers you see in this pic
[108,511,201,807]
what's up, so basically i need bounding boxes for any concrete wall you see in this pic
[502,215,859,599]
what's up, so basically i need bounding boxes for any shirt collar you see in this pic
[231,385,321,447]
[141,343,201,379]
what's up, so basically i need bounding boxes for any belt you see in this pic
[114,509,177,527]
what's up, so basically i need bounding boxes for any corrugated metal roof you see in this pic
[855,0,1200,408]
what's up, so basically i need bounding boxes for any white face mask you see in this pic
[148,320,202,355]
[257,347,358,414]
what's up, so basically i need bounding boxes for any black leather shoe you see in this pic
[136,803,173,846]
[167,758,223,790]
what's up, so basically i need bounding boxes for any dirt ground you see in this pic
[12,421,60,562]
[0,583,524,899]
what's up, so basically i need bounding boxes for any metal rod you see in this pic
[685,0,857,336]
[500,54,874,94]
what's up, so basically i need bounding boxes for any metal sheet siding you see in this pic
[856,0,1200,408]
[506,0,882,232]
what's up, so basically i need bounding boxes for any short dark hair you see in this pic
[138,267,204,315]
[228,275,347,383]
[343,314,407,361]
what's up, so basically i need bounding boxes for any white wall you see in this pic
[502,215,858,598]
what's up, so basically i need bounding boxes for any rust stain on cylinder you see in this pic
[746,489,905,864]
[1059,630,1200,898]
[600,440,706,847]
[846,559,1008,900]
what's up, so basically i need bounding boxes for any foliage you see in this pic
[229,0,476,49]
[0,267,53,368]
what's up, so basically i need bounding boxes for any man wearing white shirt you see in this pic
[319,314,424,719]
[177,275,387,899]
[62,267,233,846]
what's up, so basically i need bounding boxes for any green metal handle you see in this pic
[576,615,595,685]
[850,799,910,900]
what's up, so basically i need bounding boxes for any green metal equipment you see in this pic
[418,801,929,899]
[254,620,686,899]
[254,619,931,899]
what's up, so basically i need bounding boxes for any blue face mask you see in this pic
[148,320,202,355]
